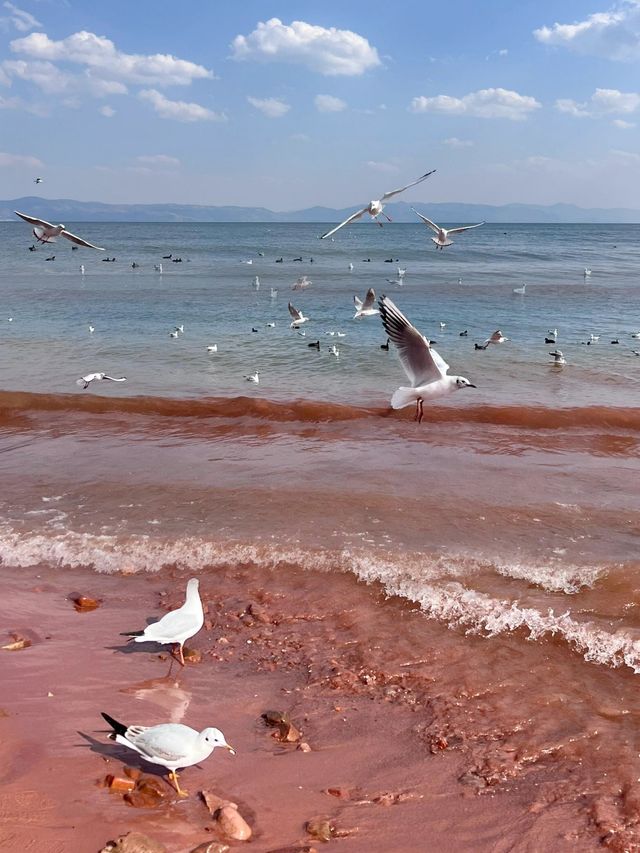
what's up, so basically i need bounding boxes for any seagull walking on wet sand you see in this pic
[76,372,126,390]
[101,712,234,797]
[288,302,308,328]
[353,288,379,319]
[15,211,105,250]
[319,170,436,239]
[121,578,204,666]
[379,296,476,423]
[412,209,484,249]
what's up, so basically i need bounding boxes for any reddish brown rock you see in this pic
[100,831,167,852]
[183,646,202,663]
[190,844,230,853]
[105,774,136,793]
[261,709,289,727]
[71,594,101,611]
[123,774,168,808]
[200,790,238,815]
[216,804,252,841]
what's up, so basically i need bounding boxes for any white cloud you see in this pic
[10,30,213,86]
[231,17,380,76]
[1,2,41,32]
[556,87,640,117]
[139,89,226,122]
[366,160,399,173]
[314,93,346,112]
[410,88,540,120]
[136,154,180,168]
[443,137,474,148]
[247,95,290,118]
[613,118,636,127]
[0,91,48,114]
[99,105,115,117]
[2,58,128,96]
[534,2,640,61]
[610,148,640,163]
[0,150,42,168]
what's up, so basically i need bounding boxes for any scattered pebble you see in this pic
[70,594,101,612]
[216,804,252,841]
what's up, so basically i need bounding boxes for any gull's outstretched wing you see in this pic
[61,230,105,251]
[288,302,303,321]
[379,296,448,387]
[320,207,367,240]
[353,294,363,311]
[362,287,376,310]
[411,209,440,233]
[15,210,54,229]
[446,222,485,236]
[380,170,436,202]
[102,375,127,382]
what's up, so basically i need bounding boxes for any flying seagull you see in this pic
[34,177,43,184]
[320,170,436,240]
[101,712,234,797]
[15,211,105,250]
[353,287,379,319]
[288,302,309,328]
[122,577,204,666]
[412,209,484,249]
[379,295,475,423]
[76,372,126,390]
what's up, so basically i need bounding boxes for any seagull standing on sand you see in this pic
[15,211,105,250]
[319,170,436,239]
[412,209,484,249]
[379,296,475,423]
[288,302,309,328]
[122,578,204,666]
[76,372,126,390]
[353,288,379,319]
[101,712,234,797]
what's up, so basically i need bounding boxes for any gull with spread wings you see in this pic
[353,287,379,319]
[379,295,475,423]
[15,210,105,250]
[320,170,436,240]
[288,301,309,328]
[412,209,484,250]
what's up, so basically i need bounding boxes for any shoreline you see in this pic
[0,562,603,852]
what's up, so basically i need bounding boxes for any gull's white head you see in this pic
[201,727,235,755]
[186,578,199,593]
[453,376,476,391]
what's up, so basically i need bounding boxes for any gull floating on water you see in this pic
[513,283,526,295]
[320,170,436,239]
[169,330,179,338]
[292,275,311,291]
[288,302,308,328]
[412,209,484,249]
[15,211,104,250]
[206,345,218,353]
[379,296,475,423]
[584,268,592,277]
[245,371,260,384]
[270,287,278,298]
[353,288,379,319]
[122,578,204,666]
[253,276,260,290]
[88,325,95,334]
[76,372,126,390]
[328,344,340,357]
[549,350,566,365]
[101,711,233,797]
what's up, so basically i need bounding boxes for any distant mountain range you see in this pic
[2,196,639,224]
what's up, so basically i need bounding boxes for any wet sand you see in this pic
[0,563,605,853]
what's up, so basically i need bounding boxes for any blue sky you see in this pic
[1,0,639,209]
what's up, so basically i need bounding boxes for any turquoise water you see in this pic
[1,220,639,405]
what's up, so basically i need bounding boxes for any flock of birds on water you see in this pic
[13,169,640,422]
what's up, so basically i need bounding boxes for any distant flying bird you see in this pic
[353,288,379,319]
[76,372,126,390]
[484,330,509,346]
[320,170,436,240]
[34,177,43,184]
[292,275,311,291]
[15,211,104,250]
[288,302,309,328]
[379,296,475,423]
[412,209,484,249]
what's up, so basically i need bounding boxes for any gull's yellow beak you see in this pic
[225,743,236,755]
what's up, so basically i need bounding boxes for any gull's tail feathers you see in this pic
[390,386,420,410]
[120,629,144,637]
[101,711,128,739]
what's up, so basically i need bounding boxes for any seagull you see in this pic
[397,268,406,278]
[379,296,475,423]
[439,322,446,330]
[412,209,484,249]
[15,211,104,250]
[169,331,179,338]
[513,283,526,295]
[122,578,204,666]
[80,265,85,275]
[549,350,566,365]
[328,345,340,357]
[34,177,43,184]
[270,287,278,298]
[154,264,163,273]
[241,259,253,265]
[590,334,600,343]
[76,372,126,390]
[484,330,509,346]
[353,288,379,319]
[88,325,95,334]
[288,302,308,328]
[380,338,390,351]
[386,277,404,286]
[548,329,558,339]
[253,276,260,290]
[265,322,275,328]
[206,345,218,353]
[319,170,436,239]
[245,372,260,384]
[175,325,184,334]
[292,275,311,291]
[101,712,234,798]
[584,268,592,277]
[631,332,640,339]
[348,263,354,271]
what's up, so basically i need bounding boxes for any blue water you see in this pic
[1,221,639,406]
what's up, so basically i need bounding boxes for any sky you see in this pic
[1,0,640,210]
